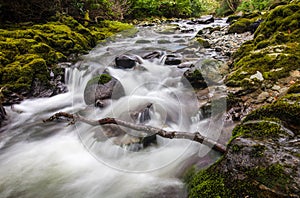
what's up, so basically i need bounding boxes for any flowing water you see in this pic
[0,19,228,198]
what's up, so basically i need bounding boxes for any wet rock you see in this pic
[142,50,165,60]
[135,40,151,44]
[197,38,211,48]
[157,39,171,44]
[182,68,207,89]
[115,54,142,69]
[249,19,263,34]
[0,103,6,126]
[84,73,125,106]
[195,15,214,24]
[177,62,194,69]
[164,54,182,65]
[188,95,300,197]
[180,28,195,33]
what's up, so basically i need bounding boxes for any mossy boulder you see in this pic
[187,94,300,197]
[84,73,125,107]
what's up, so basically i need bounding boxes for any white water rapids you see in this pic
[0,19,228,198]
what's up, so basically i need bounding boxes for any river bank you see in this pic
[187,2,300,197]
[0,14,133,105]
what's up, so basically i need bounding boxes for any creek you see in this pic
[0,18,230,198]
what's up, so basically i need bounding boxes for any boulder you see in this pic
[164,54,182,65]
[187,95,300,197]
[142,50,165,60]
[84,73,125,106]
[115,54,142,69]
[182,68,207,89]
[196,15,214,24]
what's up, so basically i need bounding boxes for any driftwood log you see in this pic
[43,112,227,153]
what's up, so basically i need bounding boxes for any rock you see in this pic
[115,54,142,69]
[180,28,195,33]
[182,68,207,89]
[164,54,182,65]
[142,50,165,60]
[0,103,6,126]
[271,85,281,91]
[250,71,264,81]
[187,95,300,197]
[197,38,211,48]
[248,19,263,34]
[135,40,151,44]
[256,91,269,103]
[196,15,214,24]
[157,39,171,44]
[84,73,125,106]
[177,62,194,69]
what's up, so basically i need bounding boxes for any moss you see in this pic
[250,144,266,157]
[244,95,300,132]
[228,18,253,34]
[188,169,228,197]
[227,3,300,91]
[0,15,132,99]
[246,163,290,190]
[288,81,300,94]
[196,38,210,48]
[87,74,112,86]
[232,121,284,139]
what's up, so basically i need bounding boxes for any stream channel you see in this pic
[0,18,230,198]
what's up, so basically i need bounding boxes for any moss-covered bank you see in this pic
[187,2,300,197]
[226,2,300,91]
[186,93,300,197]
[0,14,133,104]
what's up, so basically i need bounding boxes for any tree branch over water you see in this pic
[43,112,227,153]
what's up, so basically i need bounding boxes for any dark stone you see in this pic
[196,15,214,24]
[249,19,263,34]
[164,54,182,65]
[115,54,142,69]
[180,28,195,33]
[215,47,222,52]
[0,103,6,126]
[84,73,125,106]
[226,15,241,24]
[142,50,165,60]
[182,68,207,89]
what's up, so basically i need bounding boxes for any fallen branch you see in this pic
[44,112,227,153]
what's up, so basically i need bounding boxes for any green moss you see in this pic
[0,15,132,98]
[244,95,300,131]
[87,74,112,86]
[188,169,228,197]
[197,38,210,48]
[246,163,289,189]
[288,82,300,94]
[232,121,284,139]
[227,3,300,91]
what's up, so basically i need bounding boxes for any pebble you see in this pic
[256,91,269,103]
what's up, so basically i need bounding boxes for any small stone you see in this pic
[250,71,264,81]
[271,85,281,91]
[256,92,269,103]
